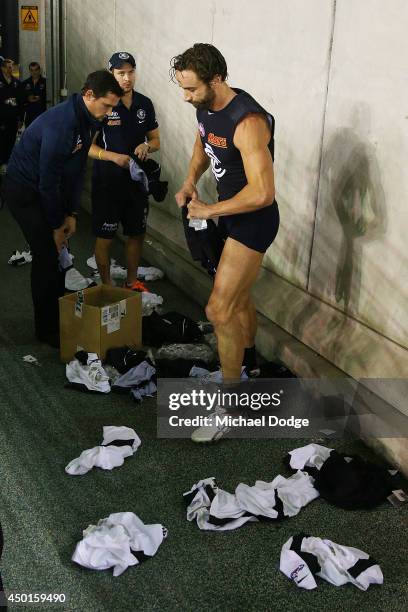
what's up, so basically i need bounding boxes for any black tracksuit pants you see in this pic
[4,177,65,338]
[0,120,18,165]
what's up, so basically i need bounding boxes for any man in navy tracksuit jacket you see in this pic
[5,70,123,347]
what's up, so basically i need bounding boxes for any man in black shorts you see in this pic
[89,52,160,290]
[172,44,280,441]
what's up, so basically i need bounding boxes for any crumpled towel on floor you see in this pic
[72,512,168,576]
[142,292,163,316]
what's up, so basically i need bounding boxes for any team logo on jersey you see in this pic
[290,564,305,581]
[204,143,226,181]
[119,52,130,60]
[137,109,146,121]
[198,122,205,137]
[72,135,83,153]
[208,132,227,148]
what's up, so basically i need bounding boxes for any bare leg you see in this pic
[237,297,257,348]
[206,238,263,382]
[95,237,113,285]
[126,235,145,284]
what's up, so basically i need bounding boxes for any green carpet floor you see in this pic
[0,205,407,611]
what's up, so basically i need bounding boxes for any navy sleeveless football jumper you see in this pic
[196,88,279,253]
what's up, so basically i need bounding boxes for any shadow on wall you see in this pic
[321,103,387,314]
[264,138,316,287]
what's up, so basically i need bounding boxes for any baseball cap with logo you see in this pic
[108,52,136,70]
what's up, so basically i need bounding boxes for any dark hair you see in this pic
[29,61,40,69]
[80,70,123,98]
[170,43,228,84]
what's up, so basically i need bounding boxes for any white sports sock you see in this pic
[137,266,164,281]
[185,471,318,531]
[65,426,141,475]
[288,443,333,470]
[280,534,383,591]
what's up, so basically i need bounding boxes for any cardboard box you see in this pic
[59,285,142,363]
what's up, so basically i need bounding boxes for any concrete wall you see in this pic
[18,0,46,80]
[61,0,408,469]
[63,0,408,370]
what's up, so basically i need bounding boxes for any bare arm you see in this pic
[175,132,210,207]
[134,127,160,160]
[146,127,160,152]
[187,114,275,219]
[88,133,130,168]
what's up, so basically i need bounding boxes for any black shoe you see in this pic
[36,332,60,349]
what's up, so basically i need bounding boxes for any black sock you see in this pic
[243,346,257,371]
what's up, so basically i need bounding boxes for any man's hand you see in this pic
[112,153,130,168]
[187,198,212,220]
[134,143,150,161]
[175,182,198,208]
[63,216,77,239]
[53,226,68,253]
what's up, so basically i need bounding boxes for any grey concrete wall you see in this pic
[18,0,46,80]
[63,2,408,396]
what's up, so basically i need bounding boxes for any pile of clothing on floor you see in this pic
[8,248,32,266]
[182,442,404,591]
[63,424,168,576]
[72,512,168,577]
[65,349,156,401]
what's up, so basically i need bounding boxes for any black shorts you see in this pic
[92,179,149,239]
[218,200,280,253]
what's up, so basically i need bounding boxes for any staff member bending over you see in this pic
[5,70,122,347]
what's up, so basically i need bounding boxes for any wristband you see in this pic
[98,149,103,160]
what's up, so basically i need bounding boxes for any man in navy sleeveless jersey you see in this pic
[172,44,280,441]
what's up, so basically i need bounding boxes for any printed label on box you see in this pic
[75,302,83,318]
[107,318,120,334]
[101,303,121,326]
[120,299,127,317]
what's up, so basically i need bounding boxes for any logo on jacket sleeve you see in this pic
[107,110,121,126]
[72,135,83,153]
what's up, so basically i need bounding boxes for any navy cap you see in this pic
[108,52,136,70]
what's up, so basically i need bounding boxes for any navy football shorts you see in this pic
[92,180,149,239]
[217,200,280,253]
